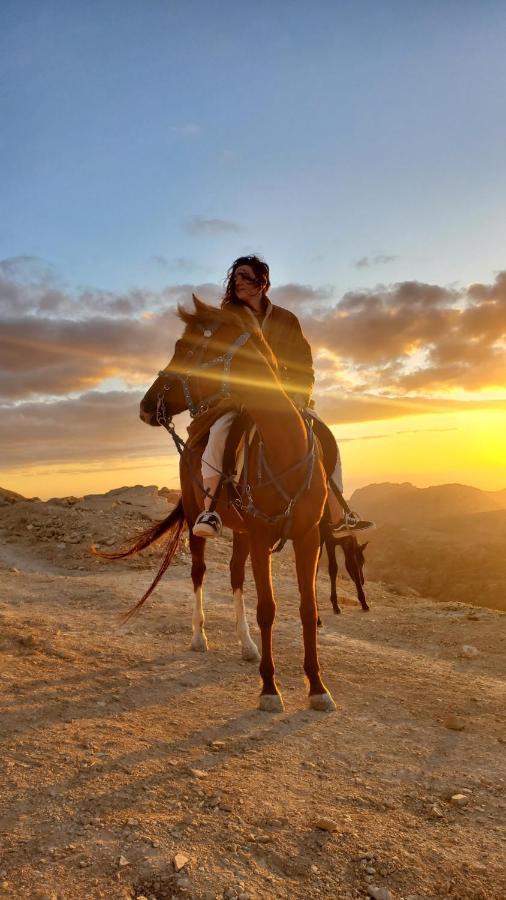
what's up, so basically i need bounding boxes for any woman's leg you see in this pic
[193,411,236,537]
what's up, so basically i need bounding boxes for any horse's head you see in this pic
[139,294,280,426]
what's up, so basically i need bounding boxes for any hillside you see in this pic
[0,485,504,900]
[349,482,506,525]
[348,483,506,611]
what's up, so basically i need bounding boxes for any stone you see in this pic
[450,793,469,807]
[443,714,466,731]
[315,816,338,832]
[460,645,479,659]
[367,888,393,900]
[174,853,190,871]
[431,803,445,818]
[118,855,129,867]
[189,768,207,778]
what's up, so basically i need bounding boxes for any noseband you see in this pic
[156,328,251,425]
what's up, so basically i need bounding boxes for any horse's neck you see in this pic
[244,393,308,471]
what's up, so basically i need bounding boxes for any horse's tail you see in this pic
[91,498,186,620]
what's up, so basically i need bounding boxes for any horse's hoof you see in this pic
[258,693,284,713]
[362,604,370,612]
[332,606,341,615]
[309,692,336,712]
[317,617,322,628]
[242,643,261,662]
[190,633,208,652]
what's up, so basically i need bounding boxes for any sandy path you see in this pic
[0,547,505,900]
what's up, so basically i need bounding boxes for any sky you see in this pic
[1,0,505,499]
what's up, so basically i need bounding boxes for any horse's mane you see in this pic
[177,294,279,374]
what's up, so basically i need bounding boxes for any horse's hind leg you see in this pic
[230,532,260,662]
[190,533,208,651]
[345,540,369,611]
[293,526,336,712]
[249,538,283,712]
[326,539,341,614]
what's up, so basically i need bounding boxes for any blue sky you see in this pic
[1,1,506,497]
[2,0,506,296]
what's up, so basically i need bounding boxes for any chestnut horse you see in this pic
[106,296,335,712]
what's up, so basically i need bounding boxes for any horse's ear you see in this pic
[360,541,369,550]
[192,293,208,314]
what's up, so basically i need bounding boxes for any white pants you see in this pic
[201,410,343,492]
[201,411,238,479]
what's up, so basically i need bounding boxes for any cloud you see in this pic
[270,283,335,310]
[186,216,242,236]
[298,274,506,392]
[0,391,179,468]
[1,264,505,427]
[354,255,397,269]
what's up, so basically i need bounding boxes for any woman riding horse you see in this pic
[193,254,374,539]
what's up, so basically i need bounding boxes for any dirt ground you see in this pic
[0,491,505,899]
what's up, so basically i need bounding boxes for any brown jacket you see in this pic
[227,297,315,405]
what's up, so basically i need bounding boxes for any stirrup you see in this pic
[192,510,223,538]
[330,512,376,538]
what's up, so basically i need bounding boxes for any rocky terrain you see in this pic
[349,483,506,611]
[0,485,505,899]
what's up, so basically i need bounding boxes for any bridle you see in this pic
[155,327,251,426]
[152,322,316,551]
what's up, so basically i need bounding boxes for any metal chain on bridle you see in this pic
[154,326,316,542]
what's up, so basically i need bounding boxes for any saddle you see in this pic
[187,400,337,480]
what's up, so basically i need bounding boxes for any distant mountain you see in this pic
[0,487,34,506]
[350,482,506,526]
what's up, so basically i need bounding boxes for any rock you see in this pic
[431,803,445,818]
[367,887,393,900]
[366,866,376,874]
[315,816,338,832]
[56,542,66,550]
[118,855,129,867]
[443,714,466,731]
[174,852,190,871]
[127,817,139,826]
[450,793,469,807]
[460,645,479,659]
[189,768,207,778]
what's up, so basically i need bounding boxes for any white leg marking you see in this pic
[258,693,284,712]
[191,586,208,651]
[309,692,337,712]
[233,588,260,662]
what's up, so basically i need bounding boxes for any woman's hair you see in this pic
[221,255,270,307]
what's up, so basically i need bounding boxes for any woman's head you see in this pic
[222,255,270,307]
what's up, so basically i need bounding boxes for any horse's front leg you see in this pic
[293,525,336,711]
[230,531,260,662]
[189,532,208,651]
[249,538,283,712]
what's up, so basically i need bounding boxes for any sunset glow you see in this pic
[1,3,506,500]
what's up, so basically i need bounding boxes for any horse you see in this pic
[318,505,369,615]
[100,295,336,713]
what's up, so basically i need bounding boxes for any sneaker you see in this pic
[330,512,376,538]
[192,510,223,538]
